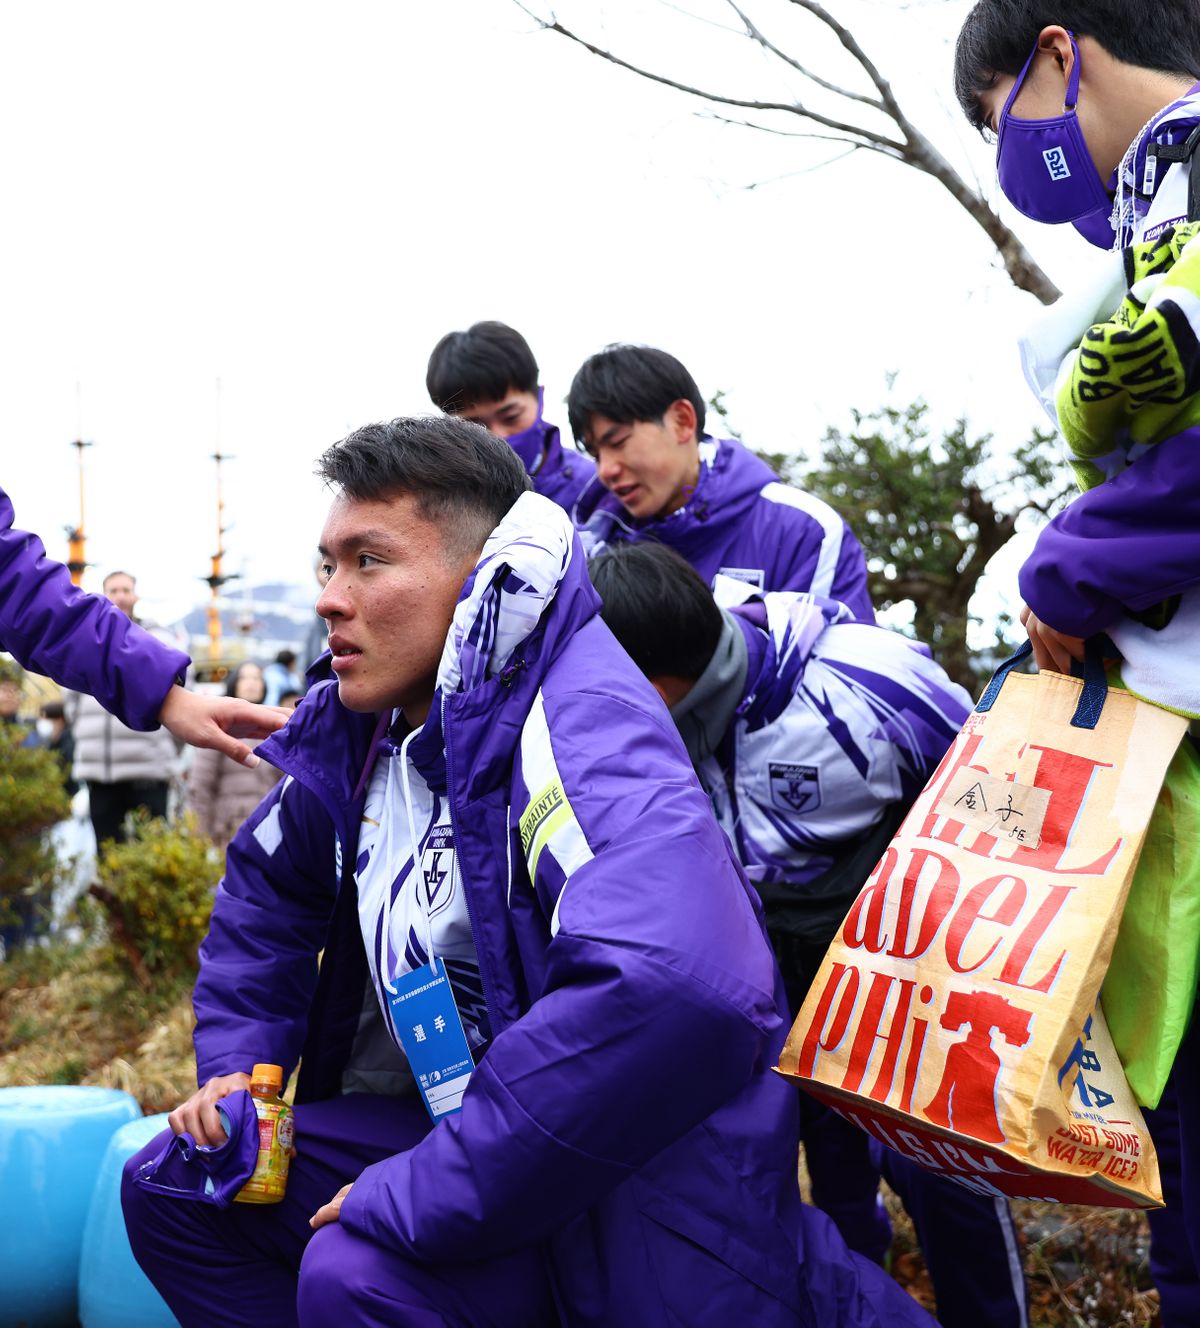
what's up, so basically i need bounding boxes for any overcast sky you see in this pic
[1,0,1107,632]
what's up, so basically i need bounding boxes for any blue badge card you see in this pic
[386,962,476,1120]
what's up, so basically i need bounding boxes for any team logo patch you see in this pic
[420,826,456,916]
[1042,145,1071,181]
[769,762,821,813]
[716,566,765,590]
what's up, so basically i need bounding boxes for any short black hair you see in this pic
[40,701,65,721]
[567,344,706,446]
[954,2,1200,130]
[588,542,723,681]
[426,321,539,414]
[316,416,531,560]
[275,650,296,667]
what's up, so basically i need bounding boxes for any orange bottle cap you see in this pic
[250,1063,283,1090]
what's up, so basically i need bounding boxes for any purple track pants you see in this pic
[121,1094,558,1327]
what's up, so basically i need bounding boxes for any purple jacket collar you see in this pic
[575,435,776,548]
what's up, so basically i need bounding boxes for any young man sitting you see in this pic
[568,343,873,619]
[121,417,931,1328]
[426,319,589,512]
[589,541,1031,1328]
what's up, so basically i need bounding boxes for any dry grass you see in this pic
[876,1184,1158,1326]
[0,940,196,1110]
[795,1147,1159,1325]
[87,997,199,1113]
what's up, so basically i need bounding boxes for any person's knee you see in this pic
[298,1225,449,1325]
[297,1226,368,1321]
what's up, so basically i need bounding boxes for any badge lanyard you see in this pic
[378,725,476,1120]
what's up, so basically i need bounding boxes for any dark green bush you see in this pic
[92,814,218,980]
[0,724,70,933]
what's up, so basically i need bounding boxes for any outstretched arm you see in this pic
[0,484,286,762]
[160,687,288,768]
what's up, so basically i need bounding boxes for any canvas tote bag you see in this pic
[777,642,1189,1208]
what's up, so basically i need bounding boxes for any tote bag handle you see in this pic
[975,637,1109,730]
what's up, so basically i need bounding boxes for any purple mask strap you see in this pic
[1064,34,1082,110]
[1002,31,1081,119]
[1001,42,1040,120]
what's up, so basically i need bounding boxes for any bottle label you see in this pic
[238,1099,292,1201]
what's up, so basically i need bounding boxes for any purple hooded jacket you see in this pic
[574,437,874,621]
[194,502,930,1327]
[0,483,188,729]
[713,594,972,890]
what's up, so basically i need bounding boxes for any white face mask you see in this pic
[35,719,55,741]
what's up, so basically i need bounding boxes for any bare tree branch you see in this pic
[785,0,909,129]
[653,0,745,36]
[515,1,1060,303]
[702,112,903,160]
[725,0,884,111]
[515,4,908,151]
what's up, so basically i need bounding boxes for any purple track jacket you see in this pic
[193,496,931,1328]
[574,436,874,621]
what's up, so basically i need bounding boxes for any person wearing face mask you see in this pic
[956,6,1200,252]
[956,8,1200,1322]
[37,701,78,797]
[425,320,590,513]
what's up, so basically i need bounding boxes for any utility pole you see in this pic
[203,447,238,661]
[65,438,93,586]
[201,377,241,661]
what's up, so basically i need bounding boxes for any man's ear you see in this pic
[1036,25,1076,98]
[665,399,699,445]
[650,674,694,708]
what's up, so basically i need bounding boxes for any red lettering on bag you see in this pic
[995,746,1121,874]
[919,734,986,844]
[923,990,1033,1143]
[841,849,895,953]
[796,963,859,1078]
[944,875,1027,973]
[995,885,1075,993]
[887,849,960,960]
[899,985,934,1114]
[841,971,917,1098]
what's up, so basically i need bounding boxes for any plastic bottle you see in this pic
[233,1063,294,1204]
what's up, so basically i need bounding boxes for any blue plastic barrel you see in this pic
[79,1112,177,1327]
[0,1085,140,1327]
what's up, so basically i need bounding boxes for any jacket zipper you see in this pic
[441,700,504,1037]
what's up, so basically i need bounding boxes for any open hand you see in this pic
[159,686,290,767]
